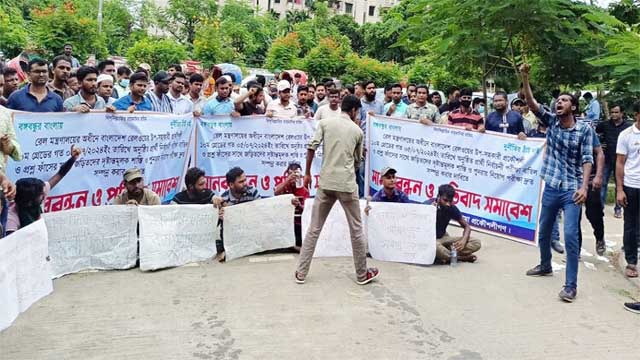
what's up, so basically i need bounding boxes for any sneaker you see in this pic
[294,271,305,284]
[559,287,577,302]
[596,240,606,256]
[614,208,622,218]
[356,268,380,285]
[526,265,553,277]
[623,302,640,314]
[551,241,565,254]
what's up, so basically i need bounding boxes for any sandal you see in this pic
[459,254,477,263]
[625,265,638,278]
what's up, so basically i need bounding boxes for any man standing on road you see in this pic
[167,72,193,115]
[63,44,81,69]
[146,71,174,113]
[384,83,408,118]
[616,101,640,281]
[596,104,631,218]
[47,55,74,100]
[295,95,379,285]
[406,85,439,124]
[314,88,341,121]
[484,91,526,139]
[521,63,594,303]
[7,59,63,112]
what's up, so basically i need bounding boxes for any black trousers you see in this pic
[579,184,605,249]
[623,186,640,265]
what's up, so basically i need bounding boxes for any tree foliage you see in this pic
[265,32,302,71]
[0,4,29,58]
[126,37,187,72]
[156,0,218,48]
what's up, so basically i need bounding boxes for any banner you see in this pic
[44,206,139,278]
[223,195,295,261]
[138,205,218,271]
[368,116,544,244]
[195,116,322,197]
[7,112,194,209]
[366,202,436,265]
[0,220,52,332]
[301,199,367,258]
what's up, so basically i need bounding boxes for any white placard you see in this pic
[44,206,139,278]
[223,195,295,261]
[301,199,367,258]
[366,202,436,265]
[138,205,218,271]
[0,220,52,331]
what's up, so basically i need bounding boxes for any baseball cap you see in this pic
[277,80,291,92]
[380,167,397,178]
[138,63,151,72]
[152,71,172,83]
[123,168,143,182]
[96,74,113,85]
[511,98,526,106]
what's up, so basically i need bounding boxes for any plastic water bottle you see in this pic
[450,247,458,267]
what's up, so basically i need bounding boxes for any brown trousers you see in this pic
[435,234,481,261]
[296,188,368,280]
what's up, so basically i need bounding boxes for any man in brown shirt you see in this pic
[47,55,75,100]
[113,168,161,206]
[295,95,379,286]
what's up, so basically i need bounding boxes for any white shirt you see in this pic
[314,104,342,121]
[266,99,299,118]
[168,92,194,115]
[189,94,208,113]
[617,123,640,188]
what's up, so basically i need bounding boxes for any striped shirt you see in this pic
[221,186,261,205]
[145,91,174,113]
[536,108,594,191]
[447,108,484,129]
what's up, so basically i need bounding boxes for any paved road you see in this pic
[1,206,639,359]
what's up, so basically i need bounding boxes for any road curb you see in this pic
[613,249,640,288]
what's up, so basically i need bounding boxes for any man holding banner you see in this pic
[295,95,379,285]
[521,63,594,303]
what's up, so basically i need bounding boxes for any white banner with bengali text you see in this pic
[367,115,544,245]
[195,116,322,197]
[7,112,194,209]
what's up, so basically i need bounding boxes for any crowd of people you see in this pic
[0,46,639,308]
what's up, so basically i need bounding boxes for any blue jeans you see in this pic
[538,187,582,290]
[601,163,621,211]
[551,210,561,242]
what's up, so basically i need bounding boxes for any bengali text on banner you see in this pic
[7,112,194,210]
[367,115,545,245]
[195,116,322,196]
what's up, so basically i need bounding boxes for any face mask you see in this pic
[460,100,471,108]
[119,79,130,87]
[478,105,485,113]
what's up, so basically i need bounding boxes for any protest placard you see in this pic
[138,205,218,271]
[223,195,295,261]
[44,205,139,278]
[0,220,52,332]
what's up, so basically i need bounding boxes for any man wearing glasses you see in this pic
[6,59,64,112]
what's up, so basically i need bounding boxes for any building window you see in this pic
[368,5,375,16]
[275,0,280,3]
[345,2,353,13]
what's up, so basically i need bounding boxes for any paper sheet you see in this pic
[44,206,139,278]
[301,199,367,258]
[223,195,295,261]
[366,202,436,265]
[138,205,218,271]
[0,220,53,331]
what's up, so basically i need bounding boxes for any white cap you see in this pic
[97,74,113,85]
[277,80,291,92]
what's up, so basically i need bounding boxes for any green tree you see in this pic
[302,37,350,81]
[156,0,218,48]
[30,1,108,60]
[193,19,235,66]
[0,4,28,57]
[340,54,401,86]
[126,37,187,72]
[590,30,640,92]
[361,1,415,63]
[329,14,364,54]
[265,32,302,71]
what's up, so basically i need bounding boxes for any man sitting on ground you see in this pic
[113,168,161,205]
[430,184,481,264]
[274,162,308,252]
[214,167,261,261]
[367,167,410,210]
[171,167,217,205]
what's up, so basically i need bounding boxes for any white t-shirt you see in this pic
[314,104,341,121]
[616,123,640,188]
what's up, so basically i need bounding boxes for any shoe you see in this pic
[526,265,553,277]
[294,271,305,284]
[596,240,606,256]
[551,241,565,254]
[216,251,226,263]
[614,208,622,218]
[559,287,577,302]
[356,268,380,285]
[623,302,640,314]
